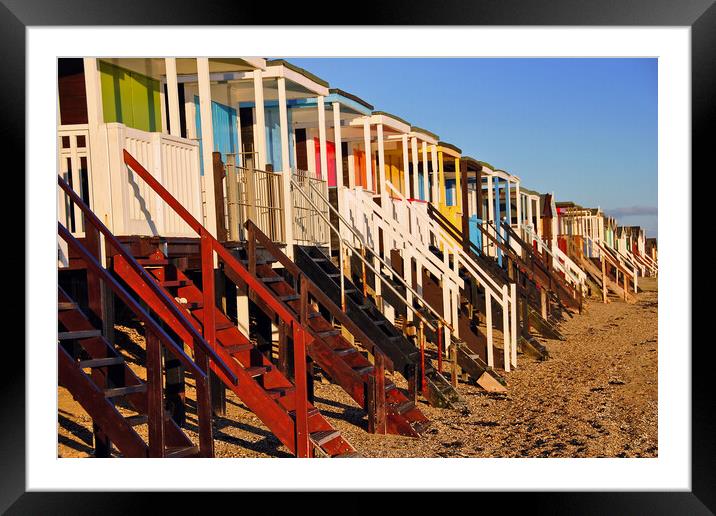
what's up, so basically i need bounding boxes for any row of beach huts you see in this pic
[57,57,658,458]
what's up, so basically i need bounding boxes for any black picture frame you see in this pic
[8,0,710,512]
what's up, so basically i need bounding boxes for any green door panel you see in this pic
[99,61,162,132]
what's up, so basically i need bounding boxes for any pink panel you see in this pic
[314,137,337,185]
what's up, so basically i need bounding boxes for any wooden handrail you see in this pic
[59,223,210,383]
[497,220,578,301]
[123,150,297,325]
[58,176,237,385]
[122,150,315,455]
[246,221,395,372]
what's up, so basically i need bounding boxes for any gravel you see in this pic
[58,277,657,458]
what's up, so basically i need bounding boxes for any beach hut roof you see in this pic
[267,59,330,88]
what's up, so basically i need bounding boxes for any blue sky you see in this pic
[288,58,658,238]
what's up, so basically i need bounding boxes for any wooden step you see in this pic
[309,430,341,447]
[334,347,357,357]
[266,387,295,400]
[137,258,169,266]
[245,366,271,378]
[159,280,190,288]
[316,329,341,338]
[78,356,125,368]
[58,329,102,341]
[104,384,147,398]
[327,273,340,279]
[240,258,274,266]
[223,343,254,354]
[394,400,415,415]
[352,365,374,376]
[165,445,200,458]
[288,406,320,418]
[125,414,148,426]
[57,302,78,311]
[179,299,202,310]
[307,311,322,319]
[278,294,300,302]
[215,320,236,331]
[261,276,284,284]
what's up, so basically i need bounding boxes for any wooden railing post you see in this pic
[146,330,166,458]
[437,322,443,374]
[246,167,257,225]
[373,351,387,434]
[200,229,220,418]
[225,154,240,242]
[450,343,458,388]
[295,275,311,457]
[248,223,257,279]
[212,152,228,242]
[83,222,114,457]
[193,346,214,457]
[418,321,426,394]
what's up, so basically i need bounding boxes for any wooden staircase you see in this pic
[58,288,200,458]
[113,252,358,455]
[114,150,363,456]
[428,203,564,347]
[294,244,464,409]
[243,224,431,436]
[56,189,236,458]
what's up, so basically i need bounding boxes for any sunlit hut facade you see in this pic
[556,202,605,259]
[57,57,269,258]
[437,142,463,229]
[56,56,613,461]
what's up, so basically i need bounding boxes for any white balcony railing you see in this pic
[105,123,203,238]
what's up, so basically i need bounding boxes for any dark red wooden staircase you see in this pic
[243,223,431,437]
[113,252,358,455]
[58,288,201,458]
[56,192,238,457]
[115,150,362,456]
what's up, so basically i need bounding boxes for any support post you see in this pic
[421,141,429,201]
[317,95,328,180]
[197,58,218,237]
[402,135,410,198]
[368,350,387,434]
[165,58,181,137]
[411,136,419,199]
[460,158,470,253]
[146,330,166,458]
[253,69,267,170]
[363,118,373,191]
[295,277,311,457]
[431,144,439,204]
[212,152,227,242]
[277,76,294,256]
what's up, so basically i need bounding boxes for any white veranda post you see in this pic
[197,58,218,238]
[277,76,293,256]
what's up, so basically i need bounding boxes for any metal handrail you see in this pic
[305,179,455,332]
[291,177,448,333]
[385,180,506,302]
